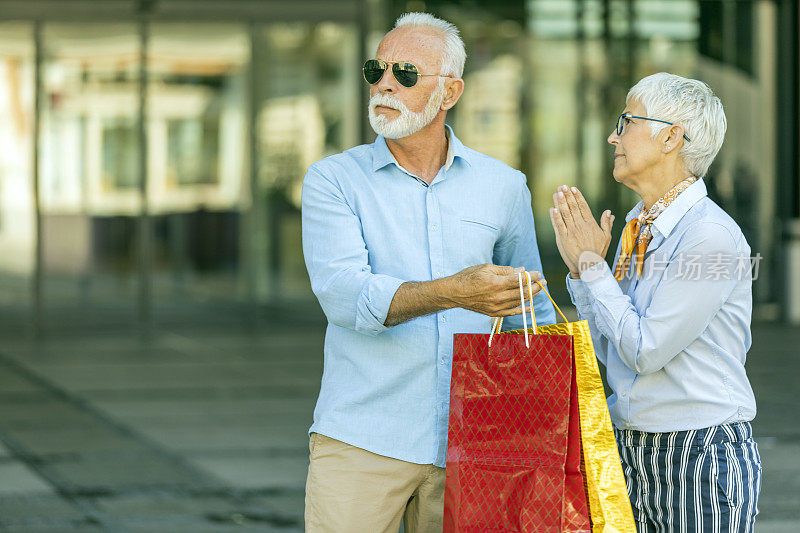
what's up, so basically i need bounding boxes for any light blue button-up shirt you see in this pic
[566,178,757,432]
[301,125,555,467]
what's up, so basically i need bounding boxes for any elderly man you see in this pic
[301,12,555,533]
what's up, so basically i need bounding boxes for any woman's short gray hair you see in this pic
[627,72,727,177]
[394,12,466,78]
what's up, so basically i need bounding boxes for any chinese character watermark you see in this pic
[576,251,764,282]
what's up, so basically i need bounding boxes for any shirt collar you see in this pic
[625,201,644,224]
[623,178,708,238]
[651,178,708,237]
[371,124,470,175]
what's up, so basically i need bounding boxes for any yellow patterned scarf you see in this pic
[614,176,697,281]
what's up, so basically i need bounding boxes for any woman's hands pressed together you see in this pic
[549,185,615,278]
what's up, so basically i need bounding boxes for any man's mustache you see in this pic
[369,94,406,113]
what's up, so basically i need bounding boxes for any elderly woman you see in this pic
[550,72,761,531]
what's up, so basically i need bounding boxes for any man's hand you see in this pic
[444,264,545,317]
[549,185,614,277]
[384,264,545,327]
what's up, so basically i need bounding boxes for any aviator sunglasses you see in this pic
[363,59,451,88]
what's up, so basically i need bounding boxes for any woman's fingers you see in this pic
[553,189,577,228]
[561,186,587,223]
[601,210,615,237]
[550,218,576,271]
[550,206,568,237]
[600,211,615,257]
[550,206,576,268]
[571,187,596,223]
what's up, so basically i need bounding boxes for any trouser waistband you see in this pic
[614,422,753,449]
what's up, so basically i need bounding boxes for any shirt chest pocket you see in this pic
[460,218,500,265]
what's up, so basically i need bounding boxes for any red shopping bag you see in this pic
[564,353,592,532]
[444,274,592,533]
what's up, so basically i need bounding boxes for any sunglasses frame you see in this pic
[363,59,451,88]
[616,113,691,143]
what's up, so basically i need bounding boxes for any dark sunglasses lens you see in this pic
[393,64,418,87]
[363,60,385,84]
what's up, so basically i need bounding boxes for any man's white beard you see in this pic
[368,80,446,139]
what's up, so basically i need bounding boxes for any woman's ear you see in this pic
[663,124,685,152]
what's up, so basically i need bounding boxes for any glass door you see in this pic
[0,23,35,329]
[146,23,249,326]
[252,22,360,304]
[39,23,141,329]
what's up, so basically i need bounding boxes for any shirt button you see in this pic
[440,358,446,364]
[621,392,627,397]
[440,316,447,323]
[436,271,442,277]
[431,225,438,231]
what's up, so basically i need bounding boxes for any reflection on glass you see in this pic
[167,117,219,186]
[0,23,34,308]
[40,24,140,318]
[254,22,359,301]
[102,118,138,190]
[457,55,523,169]
[148,23,248,306]
[0,1,779,326]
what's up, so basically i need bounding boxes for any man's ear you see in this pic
[441,78,464,111]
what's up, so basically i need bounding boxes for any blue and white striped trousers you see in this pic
[615,422,762,533]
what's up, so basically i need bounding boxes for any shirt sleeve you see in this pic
[493,172,557,329]
[301,165,405,336]
[564,236,625,367]
[566,273,609,367]
[577,222,742,375]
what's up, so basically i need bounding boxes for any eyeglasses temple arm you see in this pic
[628,115,692,143]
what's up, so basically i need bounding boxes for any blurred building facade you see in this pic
[0,0,797,333]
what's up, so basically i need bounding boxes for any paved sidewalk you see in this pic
[0,314,796,532]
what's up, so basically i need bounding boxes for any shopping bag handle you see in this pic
[488,272,568,348]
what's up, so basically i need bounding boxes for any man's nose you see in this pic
[608,129,619,145]
[375,66,397,93]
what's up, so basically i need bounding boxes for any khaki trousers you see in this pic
[305,433,446,533]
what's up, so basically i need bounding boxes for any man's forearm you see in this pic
[384,277,457,327]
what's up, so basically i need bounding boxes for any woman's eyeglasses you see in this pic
[363,59,450,88]
[616,113,691,142]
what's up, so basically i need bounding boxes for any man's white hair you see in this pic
[627,72,727,178]
[393,12,466,78]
